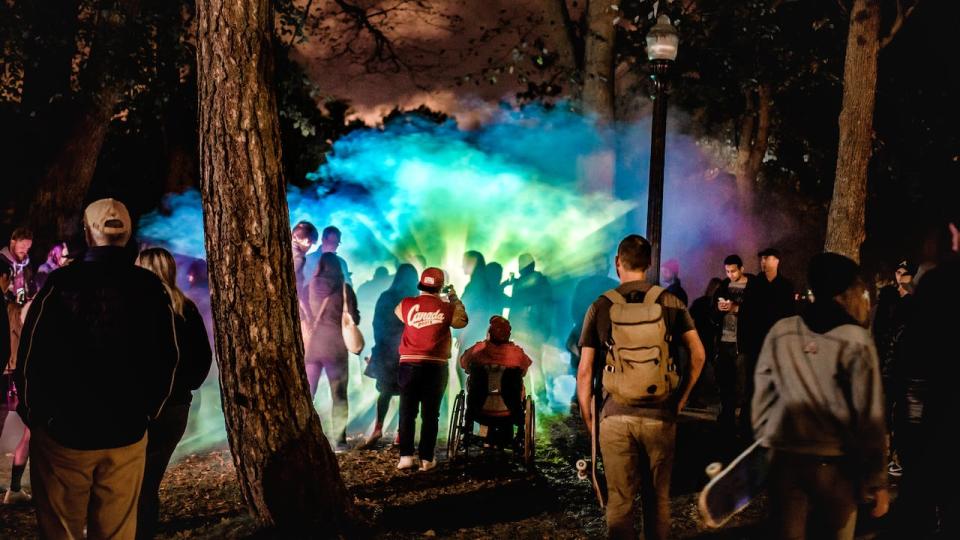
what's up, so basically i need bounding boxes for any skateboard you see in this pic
[575,372,607,507]
[698,439,769,528]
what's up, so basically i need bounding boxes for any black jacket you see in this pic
[14,246,179,450]
[167,298,213,406]
[738,272,796,360]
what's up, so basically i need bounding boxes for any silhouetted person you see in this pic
[305,252,360,451]
[739,247,795,439]
[688,277,723,408]
[891,221,960,536]
[660,258,688,306]
[459,251,494,359]
[135,248,213,540]
[567,256,617,402]
[361,264,418,448]
[505,253,553,399]
[34,242,70,291]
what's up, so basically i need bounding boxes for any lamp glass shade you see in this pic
[646,14,679,61]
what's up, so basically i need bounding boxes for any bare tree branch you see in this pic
[288,0,315,46]
[333,0,406,72]
[881,0,919,49]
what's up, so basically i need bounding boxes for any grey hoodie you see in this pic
[752,301,886,492]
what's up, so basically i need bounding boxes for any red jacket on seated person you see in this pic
[460,316,532,419]
[459,340,533,374]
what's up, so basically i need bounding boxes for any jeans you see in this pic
[768,451,858,540]
[306,359,349,443]
[398,363,449,461]
[137,403,190,539]
[716,341,746,433]
[599,415,676,540]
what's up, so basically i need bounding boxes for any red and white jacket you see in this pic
[395,293,468,364]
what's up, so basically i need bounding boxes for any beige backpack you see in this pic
[602,286,679,405]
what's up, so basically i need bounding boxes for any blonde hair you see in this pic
[137,247,187,316]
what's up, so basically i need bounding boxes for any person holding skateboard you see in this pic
[576,234,706,540]
[752,252,888,539]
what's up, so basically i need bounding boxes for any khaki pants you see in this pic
[31,429,147,540]
[599,415,676,540]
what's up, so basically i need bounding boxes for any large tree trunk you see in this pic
[824,0,880,262]
[196,0,354,532]
[582,0,615,120]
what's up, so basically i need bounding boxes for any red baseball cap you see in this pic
[418,267,445,292]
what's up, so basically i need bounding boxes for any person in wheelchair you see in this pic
[459,316,532,445]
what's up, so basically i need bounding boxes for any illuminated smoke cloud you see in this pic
[139,103,753,451]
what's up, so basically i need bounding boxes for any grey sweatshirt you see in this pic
[752,304,886,492]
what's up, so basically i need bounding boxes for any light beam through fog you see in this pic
[140,105,752,454]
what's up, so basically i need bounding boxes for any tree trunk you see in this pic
[196,0,354,532]
[20,0,78,120]
[734,84,771,215]
[27,86,121,246]
[824,0,880,262]
[23,0,140,249]
[582,0,616,120]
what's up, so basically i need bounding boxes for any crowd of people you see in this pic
[2,200,958,539]
[1,199,211,539]
[284,213,960,539]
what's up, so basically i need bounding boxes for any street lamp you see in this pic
[644,14,678,286]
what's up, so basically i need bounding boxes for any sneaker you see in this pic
[358,430,383,450]
[334,442,349,454]
[3,489,31,504]
[420,459,437,472]
[397,456,417,470]
[393,433,400,446]
[888,461,903,477]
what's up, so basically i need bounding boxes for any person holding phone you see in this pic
[711,254,753,439]
[394,268,468,471]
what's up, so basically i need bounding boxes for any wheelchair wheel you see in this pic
[523,397,535,467]
[447,390,466,461]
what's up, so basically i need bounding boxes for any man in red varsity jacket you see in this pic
[394,267,468,471]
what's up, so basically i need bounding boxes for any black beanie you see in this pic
[808,252,860,299]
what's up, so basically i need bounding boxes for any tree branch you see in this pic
[287,0,314,46]
[880,0,919,49]
[333,0,406,72]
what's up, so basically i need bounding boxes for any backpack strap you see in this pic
[643,285,665,306]
[602,289,627,304]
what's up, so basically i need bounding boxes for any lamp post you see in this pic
[644,14,678,286]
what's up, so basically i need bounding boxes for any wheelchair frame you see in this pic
[446,388,535,467]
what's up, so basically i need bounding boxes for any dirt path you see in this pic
[0,411,890,538]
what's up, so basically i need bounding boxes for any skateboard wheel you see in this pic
[577,471,588,481]
[575,459,588,472]
[705,462,722,478]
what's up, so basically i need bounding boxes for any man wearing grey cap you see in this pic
[14,198,180,540]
